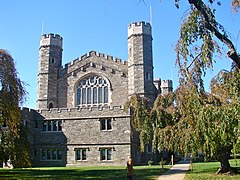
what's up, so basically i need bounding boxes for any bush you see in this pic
[148,160,154,166]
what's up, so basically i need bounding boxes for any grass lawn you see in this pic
[185,159,240,180]
[0,165,172,179]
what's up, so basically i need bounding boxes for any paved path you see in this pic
[157,160,190,180]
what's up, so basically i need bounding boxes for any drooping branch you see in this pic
[188,0,240,68]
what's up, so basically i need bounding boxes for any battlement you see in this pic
[39,106,124,112]
[37,106,129,119]
[128,21,152,37]
[21,107,36,112]
[40,33,63,48]
[64,50,127,68]
[161,79,173,88]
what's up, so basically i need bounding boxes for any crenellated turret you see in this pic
[127,21,155,104]
[161,80,173,95]
[37,33,63,109]
[40,33,63,48]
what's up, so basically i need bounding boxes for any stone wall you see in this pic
[57,51,128,108]
[21,107,134,166]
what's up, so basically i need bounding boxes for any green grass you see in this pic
[0,165,172,180]
[185,159,240,180]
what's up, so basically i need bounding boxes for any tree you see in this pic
[128,0,240,174]
[174,0,240,173]
[0,49,31,167]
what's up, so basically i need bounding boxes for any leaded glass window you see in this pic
[76,75,109,106]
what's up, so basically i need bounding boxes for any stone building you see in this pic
[23,21,173,167]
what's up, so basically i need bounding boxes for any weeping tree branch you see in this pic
[188,0,240,68]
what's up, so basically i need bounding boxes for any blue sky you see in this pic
[0,0,239,109]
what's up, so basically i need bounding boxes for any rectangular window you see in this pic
[107,119,111,130]
[76,149,81,160]
[47,150,51,160]
[47,121,52,131]
[41,149,62,161]
[42,120,62,132]
[58,121,62,131]
[100,119,106,130]
[52,150,57,160]
[53,121,57,131]
[100,148,112,161]
[100,118,112,131]
[82,149,87,160]
[100,149,106,160]
[43,122,47,131]
[42,149,46,160]
[75,148,87,161]
[57,150,62,160]
[107,149,112,160]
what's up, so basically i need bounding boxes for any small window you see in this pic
[100,118,112,131]
[58,121,62,131]
[100,148,112,161]
[43,120,62,132]
[43,122,47,131]
[49,102,53,109]
[41,149,62,160]
[47,150,51,160]
[53,121,57,131]
[145,72,150,80]
[52,150,57,160]
[47,121,52,131]
[42,149,46,160]
[75,148,87,161]
[57,150,62,160]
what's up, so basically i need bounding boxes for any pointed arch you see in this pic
[75,73,112,107]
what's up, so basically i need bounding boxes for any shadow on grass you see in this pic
[0,166,167,180]
[186,160,240,180]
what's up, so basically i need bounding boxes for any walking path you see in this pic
[157,160,190,180]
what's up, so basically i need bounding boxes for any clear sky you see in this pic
[0,0,239,109]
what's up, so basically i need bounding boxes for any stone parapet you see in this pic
[40,33,63,48]
[128,21,152,38]
[37,106,129,120]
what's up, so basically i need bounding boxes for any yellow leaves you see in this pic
[232,0,240,12]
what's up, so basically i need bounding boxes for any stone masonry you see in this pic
[22,21,173,167]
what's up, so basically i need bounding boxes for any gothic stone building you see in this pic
[22,21,173,167]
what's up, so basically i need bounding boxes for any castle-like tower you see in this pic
[22,21,174,167]
[127,22,155,103]
[37,34,63,109]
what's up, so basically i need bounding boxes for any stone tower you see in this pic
[161,80,173,95]
[37,34,63,109]
[127,22,155,103]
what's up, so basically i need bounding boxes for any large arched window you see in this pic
[76,75,109,106]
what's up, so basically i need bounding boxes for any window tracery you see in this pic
[76,75,109,106]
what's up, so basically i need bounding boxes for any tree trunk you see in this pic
[216,146,237,174]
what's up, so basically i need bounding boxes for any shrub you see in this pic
[148,160,154,166]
